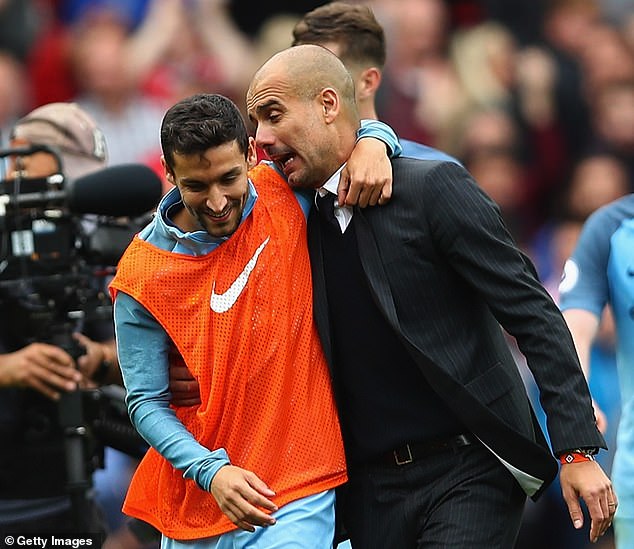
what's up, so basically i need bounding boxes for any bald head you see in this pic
[248,44,358,118]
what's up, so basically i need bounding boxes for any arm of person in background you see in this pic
[0,343,81,400]
[0,332,122,399]
[192,0,259,96]
[114,291,277,531]
[561,308,608,433]
[559,205,618,435]
[123,0,190,87]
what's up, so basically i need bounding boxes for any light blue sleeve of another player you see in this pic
[358,119,402,157]
[114,292,230,491]
[559,208,614,317]
[399,137,462,165]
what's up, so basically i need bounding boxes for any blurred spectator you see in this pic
[452,105,520,157]
[448,105,546,243]
[116,0,257,110]
[514,46,559,131]
[67,8,164,167]
[60,0,256,180]
[372,0,463,147]
[25,1,78,107]
[253,13,300,68]
[450,21,517,110]
[541,0,601,58]
[537,0,599,163]
[463,145,533,246]
[444,0,546,46]
[578,21,634,99]
[0,50,30,143]
[448,16,588,239]
[0,0,42,61]
[561,154,631,221]
[28,0,246,109]
[187,0,256,103]
[587,79,634,183]
[514,45,577,219]
[452,16,590,228]
[532,152,630,284]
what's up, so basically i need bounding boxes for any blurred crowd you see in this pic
[1,0,633,249]
[1,0,632,547]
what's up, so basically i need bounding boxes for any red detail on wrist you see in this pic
[559,452,595,465]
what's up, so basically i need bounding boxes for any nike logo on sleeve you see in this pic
[210,236,270,313]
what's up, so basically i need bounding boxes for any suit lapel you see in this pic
[353,209,401,330]
[307,210,334,369]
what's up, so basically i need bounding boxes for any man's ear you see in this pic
[160,155,175,186]
[321,87,340,123]
[358,67,381,101]
[247,137,258,169]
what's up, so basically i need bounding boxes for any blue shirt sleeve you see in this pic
[358,119,402,157]
[113,292,230,491]
[399,137,461,165]
[558,208,614,317]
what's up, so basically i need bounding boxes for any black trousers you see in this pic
[342,440,526,548]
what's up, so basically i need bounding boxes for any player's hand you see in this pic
[210,465,278,532]
[338,137,392,207]
[168,361,201,407]
[0,342,80,400]
[559,460,617,543]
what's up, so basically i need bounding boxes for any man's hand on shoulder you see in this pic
[339,137,392,207]
[168,359,201,407]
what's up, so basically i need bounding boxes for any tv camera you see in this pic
[0,144,162,529]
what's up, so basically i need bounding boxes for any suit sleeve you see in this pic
[420,162,603,453]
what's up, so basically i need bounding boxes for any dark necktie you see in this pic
[315,192,340,231]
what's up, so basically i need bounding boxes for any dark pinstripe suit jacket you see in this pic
[308,157,606,500]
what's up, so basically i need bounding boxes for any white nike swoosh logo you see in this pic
[210,236,270,313]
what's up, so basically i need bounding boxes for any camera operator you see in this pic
[0,102,121,534]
